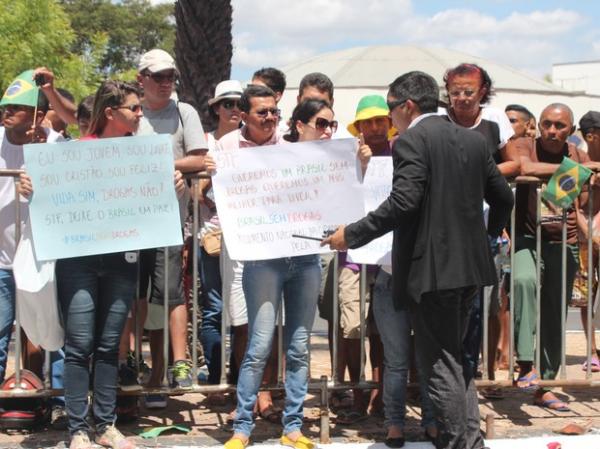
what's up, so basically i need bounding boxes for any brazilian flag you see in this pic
[0,70,39,108]
[542,157,592,209]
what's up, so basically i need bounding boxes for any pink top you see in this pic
[215,126,283,151]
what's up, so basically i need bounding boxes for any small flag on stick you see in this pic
[542,157,592,209]
[0,70,39,108]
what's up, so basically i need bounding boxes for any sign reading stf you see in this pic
[24,134,182,261]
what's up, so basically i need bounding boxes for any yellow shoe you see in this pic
[280,434,316,449]
[224,437,249,449]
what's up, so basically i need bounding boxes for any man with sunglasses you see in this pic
[324,71,513,449]
[133,49,211,402]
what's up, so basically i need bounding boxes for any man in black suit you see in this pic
[323,71,513,449]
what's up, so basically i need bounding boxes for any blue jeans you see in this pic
[372,270,435,430]
[57,253,136,436]
[199,246,222,384]
[235,255,321,436]
[50,349,65,407]
[0,269,15,384]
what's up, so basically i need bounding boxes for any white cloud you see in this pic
[229,1,588,79]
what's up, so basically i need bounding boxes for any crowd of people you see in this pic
[1,48,600,449]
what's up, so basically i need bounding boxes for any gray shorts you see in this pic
[139,246,184,306]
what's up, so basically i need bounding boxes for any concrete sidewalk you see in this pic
[1,334,600,448]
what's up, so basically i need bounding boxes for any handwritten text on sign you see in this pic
[347,157,393,266]
[24,134,182,260]
[212,138,365,260]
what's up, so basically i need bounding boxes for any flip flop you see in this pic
[534,398,571,412]
[581,356,600,373]
[515,370,540,391]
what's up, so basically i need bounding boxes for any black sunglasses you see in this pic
[311,117,338,132]
[255,108,280,118]
[221,99,240,110]
[145,72,176,83]
[113,104,143,113]
[387,99,407,112]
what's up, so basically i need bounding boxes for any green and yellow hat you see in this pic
[0,70,39,108]
[347,95,395,138]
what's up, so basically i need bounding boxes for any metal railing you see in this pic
[2,171,600,442]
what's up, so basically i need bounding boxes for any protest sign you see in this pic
[347,157,393,266]
[212,138,365,260]
[24,134,182,261]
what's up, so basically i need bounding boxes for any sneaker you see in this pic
[69,430,93,449]
[95,425,135,449]
[170,360,193,389]
[50,405,68,430]
[144,393,168,409]
[118,363,142,392]
[127,352,152,384]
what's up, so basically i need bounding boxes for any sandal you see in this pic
[336,409,368,424]
[514,370,540,391]
[258,405,282,424]
[534,391,570,412]
[281,434,316,449]
[581,356,600,373]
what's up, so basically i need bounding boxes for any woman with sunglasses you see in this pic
[54,81,183,449]
[197,80,243,394]
[225,99,338,449]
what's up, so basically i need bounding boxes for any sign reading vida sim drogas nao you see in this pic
[211,138,366,261]
[24,134,182,261]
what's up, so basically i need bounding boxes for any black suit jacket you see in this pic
[345,114,514,308]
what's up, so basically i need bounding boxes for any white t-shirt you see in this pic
[0,127,63,269]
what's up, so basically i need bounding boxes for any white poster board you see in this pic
[212,138,365,260]
[347,157,393,265]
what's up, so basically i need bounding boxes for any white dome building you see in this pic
[277,45,600,127]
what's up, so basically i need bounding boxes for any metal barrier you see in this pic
[2,171,600,443]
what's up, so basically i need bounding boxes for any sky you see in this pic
[155,0,600,83]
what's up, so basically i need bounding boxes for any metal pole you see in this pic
[44,351,51,390]
[163,246,170,387]
[587,182,594,379]
[535,187,542,372]
[482,283,489,380]
[319,375,330,443]
[14,177,22,387]
[359,265,366,383]
[277,301,284,385]
[509,188,516,381]
[191,178,199,384]
[560,208,567,380]
[332,254,339,385]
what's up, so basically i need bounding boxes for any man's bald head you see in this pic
[540,103,574,126]
[538,103,575,154]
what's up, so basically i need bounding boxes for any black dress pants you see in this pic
[410,286,484,449]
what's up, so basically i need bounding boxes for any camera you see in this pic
[34,74,46,86]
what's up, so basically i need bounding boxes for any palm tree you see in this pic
[174,0,232,131]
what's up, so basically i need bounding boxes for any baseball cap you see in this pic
[138,49,178,74]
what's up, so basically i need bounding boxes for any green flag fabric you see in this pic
[542,156,592,209]
[138,425,190,439]
[0,70,39,108]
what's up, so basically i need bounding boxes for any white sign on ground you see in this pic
[347,157,393,266]
[212,138,365,261]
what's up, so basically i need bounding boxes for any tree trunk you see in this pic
[174,0,232,131]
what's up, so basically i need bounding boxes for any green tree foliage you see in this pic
[60,0,176,76]
[0,0,107,100]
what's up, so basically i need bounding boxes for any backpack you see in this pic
[0,370,49,432]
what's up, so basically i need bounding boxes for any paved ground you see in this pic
[1,333,600,448]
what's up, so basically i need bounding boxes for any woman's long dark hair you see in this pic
[284,99,331,142]
[87,80,140,136]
